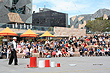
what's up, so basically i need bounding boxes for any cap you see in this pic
[13,37,17,39]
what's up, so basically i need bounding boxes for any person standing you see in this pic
[8,37,18,65]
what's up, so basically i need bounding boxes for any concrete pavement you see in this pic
[0,56,110,73]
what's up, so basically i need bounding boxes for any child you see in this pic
[52,48,56,57]
[61,47,67,57]
[56,49,62,57]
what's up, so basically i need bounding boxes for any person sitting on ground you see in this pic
[52,48,57,57]
[55,42,61,51]
[84,46,89,56]
[108,47,110,56]
[45,43,50,50]
[17,42,21,53]
[102,38,106,47]
[33,42,37,49]
[95,47,102,56]
[20,40,25,49]
[7,46,11,59]
[22,45,29,58]
[45,40,50,44]
[105,46,109,56]
[56,49,62,57]
[89,46,94,56]
[92,38,96,45]
[38,45,43,58]
[43,47,48,58]
[67,44,74,57]
[79,46,84,57]
[33,47,38,53]
[61,47,67,57]
[1,46,7,58]
[27,44,31,55]
[101,47,105,56]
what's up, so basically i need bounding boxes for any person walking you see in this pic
[8,37,18,65]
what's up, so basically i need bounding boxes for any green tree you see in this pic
[86,17,110,33]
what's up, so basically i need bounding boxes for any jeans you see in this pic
[1,52,7,58]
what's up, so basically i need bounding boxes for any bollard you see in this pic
[39,60,45,68]
[51,62,55,67]
[30,57,37,67]
[45,60,50,67]
[57,63,60,67]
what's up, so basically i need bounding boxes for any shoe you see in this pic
[14,64,18,65]
[8,63,11,65]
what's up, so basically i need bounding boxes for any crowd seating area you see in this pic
[1,34,110,59]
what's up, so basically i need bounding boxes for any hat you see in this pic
[13,37,17,39]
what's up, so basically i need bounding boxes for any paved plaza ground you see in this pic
[0,57,110,73]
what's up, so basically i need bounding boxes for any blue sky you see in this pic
[32,0,110,25]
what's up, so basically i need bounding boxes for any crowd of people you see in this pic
[1,34,110,59]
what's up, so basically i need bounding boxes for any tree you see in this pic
[86,17,110,33]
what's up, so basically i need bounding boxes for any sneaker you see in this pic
[14,64,18,65]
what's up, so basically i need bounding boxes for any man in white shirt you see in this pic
[9,37,18,65]
[45,40,50,44]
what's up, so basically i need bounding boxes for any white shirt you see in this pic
[45,41,50,44]
[105,49,109,52]
[12,40,17,50]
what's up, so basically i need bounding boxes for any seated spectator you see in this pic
[67,45,74,57]
[94,42,99,47]
[74,40,77,48]
[82,42,88,48]
[108,47,110,56]
[7,46,11,59]
[105,47,109,56]
[102,39,106,47]
[22,45,29,58]
[1,46,7,58]
[84,46,89,56]
[92,38,96,45]
[65,42,68,52]
[89,47,94,56]
[17,43,21,53]
[101,48,105,56]
[71,44,75,52]
[45,40,50,44]
[77,41,82,47]
[61,47,67,57]
[43,47,48,57]
[56,49,62,57]
[99,41,102,47]
[45,43,50,50]
[79,46,84,57]
[28,44,31,55]
[52,48,57,57]
[33,42,37,49]
[95,47,102,56]
[38,45,43,58]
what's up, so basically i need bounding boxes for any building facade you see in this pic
[32,8,68,27]
[70,9,110,29]
[0,0,32,29]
